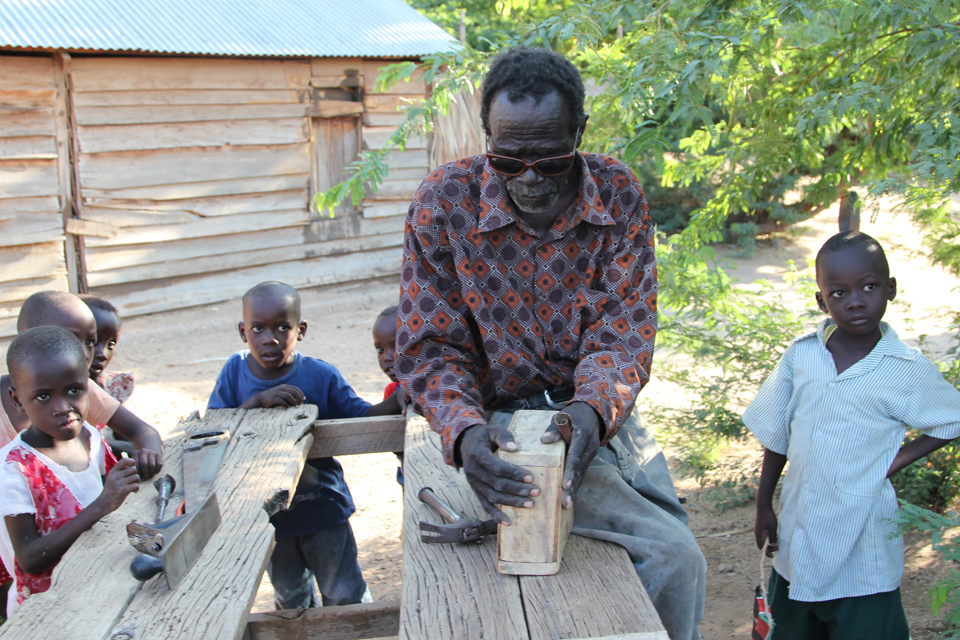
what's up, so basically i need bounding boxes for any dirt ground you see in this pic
[4,196,959,637]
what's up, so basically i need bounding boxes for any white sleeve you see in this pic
[742,346,795,455]
[903,357,960,441]
[0,461,36,518]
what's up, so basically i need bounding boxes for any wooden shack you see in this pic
[0,0,481,336]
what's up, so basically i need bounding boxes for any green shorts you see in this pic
[768,570,909,640]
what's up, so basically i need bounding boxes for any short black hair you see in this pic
[480,47,586,137]
[376,305,398,324]
[7,326,87,387]
[815,231,889,279]
[79,294,119,318]
[17,291,88,333]
[242,281,301,318]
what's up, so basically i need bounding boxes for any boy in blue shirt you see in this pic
[745,231,960,639]
[208,282,403,609]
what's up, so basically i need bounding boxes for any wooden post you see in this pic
[459,9,466,43]
[52,52,85,293]
[497,410,573,576]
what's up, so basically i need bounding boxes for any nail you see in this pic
[529,488,540,497]
[503,442,518,451]
[523,500,533,508]
[524,475,534,483]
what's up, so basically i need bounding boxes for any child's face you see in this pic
[9,351,90,442]
[34,303,98,368]
[239,293,306,377]
[372,314,398,383]
[89,308,121,381]
[816,247,897,336]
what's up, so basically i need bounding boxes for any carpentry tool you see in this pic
[126,427,231,588]
[153,474,175,523]
[418,486,497,544]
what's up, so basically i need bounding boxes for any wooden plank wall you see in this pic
[0,55,70,337]
[361,60,430,220]
[67,57,407,318]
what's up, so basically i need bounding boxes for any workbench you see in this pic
[0,408,667,640]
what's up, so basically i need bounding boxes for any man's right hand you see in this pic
[241,385,305,409]
[458,423,540,525]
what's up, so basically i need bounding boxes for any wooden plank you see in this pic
[70,57,310,92]
[104,406,317,640]
[0,159,64,199]
[0,410,241,639]
[84,189,308,217]
[399,415,529,640]
[0,135,57,160]
[76,118,310,153]
[83,207,199,228]
[0,89,58,109]
[52,53,79,295]
[78,144,311,190]
[74,103,310,126]
[311,100,364,118]
[0,107,57,137]
[0,242,68,282]
[246,601,400,640]
[0,56,55,89]
[308,415,405,458]
[0,212,64,246]
[0,195,59,216]
[81,174,309,201]
[363,200,411,219]
[315,116,361,215]
[93,245,402,318]
[86,231,404,287]
[73,89,307,107]
[0,274,69,307]
[84,213,402,271]
[83,209,309,247]
[365,179,425,201]
[65,217,119,238]
[364,112,404,127]
[380,167,430,181]
[384,150,432,170]
[363,126,426,151]
[363,94,424,114]
[363,61,427,95]
[519,536,667,640]
[311,58,363,77]
[311,75,364,89]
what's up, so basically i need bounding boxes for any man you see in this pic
[395,47,706,640]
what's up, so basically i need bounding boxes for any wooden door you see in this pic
[312,115,361,215]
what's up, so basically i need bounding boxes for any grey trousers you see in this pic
[488,408,706,640]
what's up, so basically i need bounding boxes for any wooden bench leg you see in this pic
[245,600,400,640]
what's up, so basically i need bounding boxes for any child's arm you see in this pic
[106,406,164,479]
[366,388,405,417]
[887,435,954,477]
[5,458,139,575]
[240,385,305,409]
[755,448,787,557]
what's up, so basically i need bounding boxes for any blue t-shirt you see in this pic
[208,351,370,539]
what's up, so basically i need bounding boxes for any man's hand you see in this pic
[458,423,540,525]
[755,505,778,557]
[540,401,600,509]
[241,385,305,409]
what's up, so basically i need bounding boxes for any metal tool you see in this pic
[127,427,231,587]
[418,487,497,544]
[127,492,221,587]
[153,474,176,523]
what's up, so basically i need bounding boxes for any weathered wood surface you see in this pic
[309,415,405,458]
[400,415,667,640]
[246,601,400,640]
[70,57,311,91]
[0,406,317,640]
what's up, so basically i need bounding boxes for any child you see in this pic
[208,282,402,609]
[0,326,140,616]
[746,231,960,639]
[372,305,407,484]
[0,292,163,479]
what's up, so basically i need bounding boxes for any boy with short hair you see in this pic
[0,291,163,478]
[747,231,960,639]
[208,282,402,609]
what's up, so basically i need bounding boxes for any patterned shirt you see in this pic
[395,152,658,465]
[743,320,960,601]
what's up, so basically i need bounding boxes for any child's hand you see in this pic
[243,385,305,409]
[133,448,164,479]
[99,458,140,513]
[755,505,778,556]
[395,386,410,416]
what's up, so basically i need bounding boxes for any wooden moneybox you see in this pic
[497,409,573,575]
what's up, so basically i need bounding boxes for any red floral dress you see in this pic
[3,429,116,606]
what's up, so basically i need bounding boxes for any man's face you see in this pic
[487,89,578,219]
[239,293,306,378]
[10,351,90,442]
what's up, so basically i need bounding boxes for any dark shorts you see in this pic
[768,570,909,640]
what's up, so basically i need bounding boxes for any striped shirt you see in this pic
[743,320,960,602]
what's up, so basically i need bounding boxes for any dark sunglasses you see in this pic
[485,127,580,177]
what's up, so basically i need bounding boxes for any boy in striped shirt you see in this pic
[745,230,960,639]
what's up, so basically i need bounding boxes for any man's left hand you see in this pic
[540,401,600,509]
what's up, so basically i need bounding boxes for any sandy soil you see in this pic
[2,196,958,637]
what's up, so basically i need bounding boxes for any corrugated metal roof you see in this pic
[0,0,457,57]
